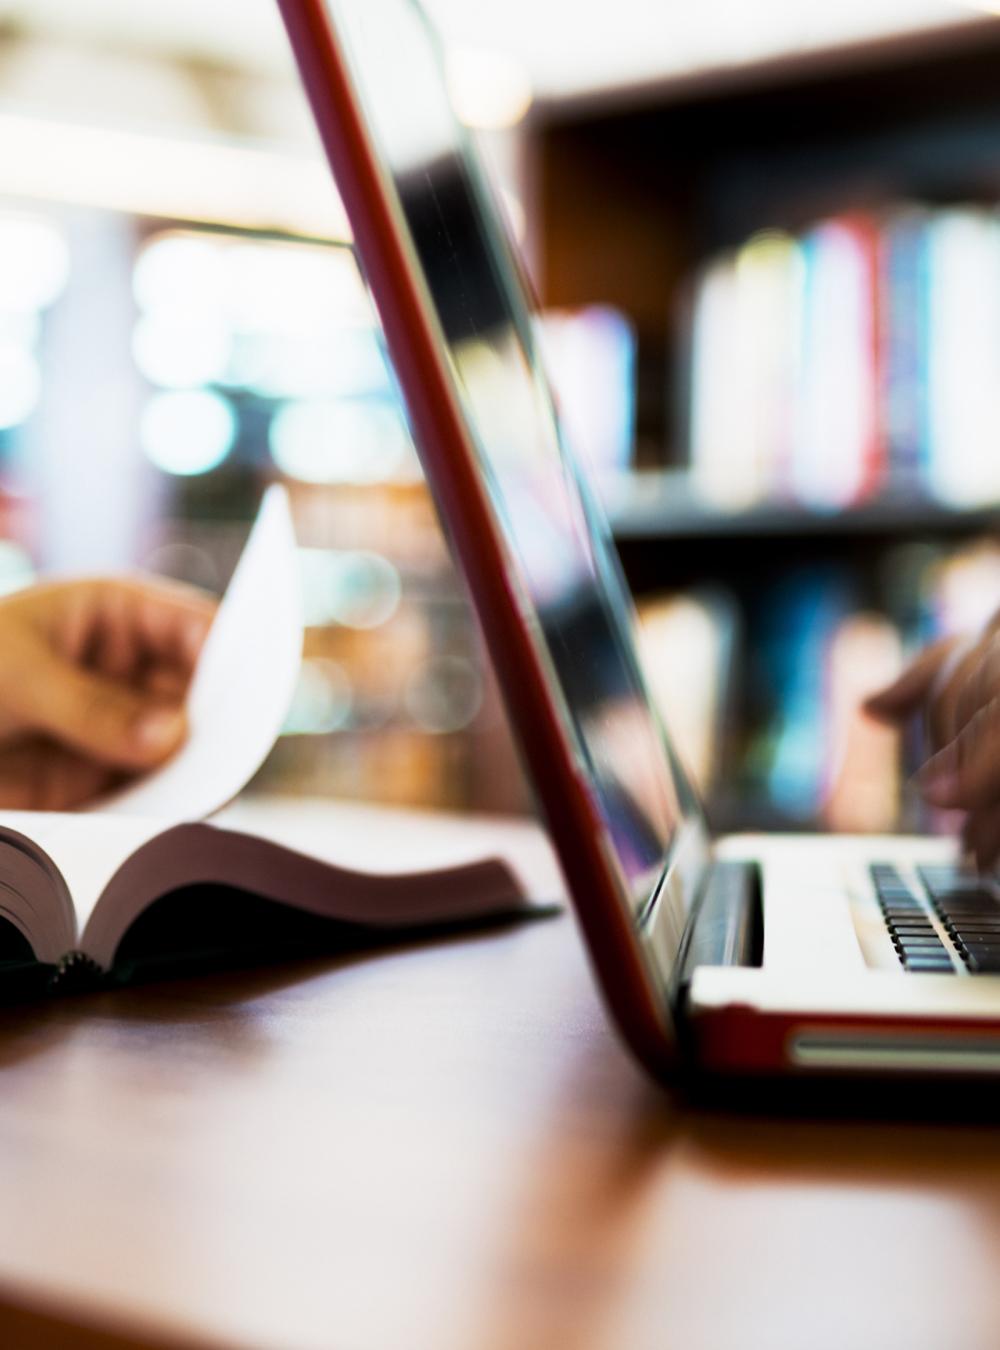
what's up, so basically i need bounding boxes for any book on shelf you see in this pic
[0,487,546,999]
[736,567,904,832]
[880,206,929,484]
[689,229,801,509]
[792,213,884,508]
[634,589,737,798]
[821,612,902,834]
[746,557,943,831]
[923,208,1000,507]
[685,200,1000,511]
[537,304,636,498]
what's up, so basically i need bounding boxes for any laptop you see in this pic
[276,0,1000,1082]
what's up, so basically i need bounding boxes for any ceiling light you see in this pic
[0,112,348,238]
[445,47,532,130]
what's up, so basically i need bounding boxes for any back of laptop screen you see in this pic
[327,0,700,922]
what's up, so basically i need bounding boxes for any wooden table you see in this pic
[2,802,1000,1350]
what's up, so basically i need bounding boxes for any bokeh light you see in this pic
[133,313,231,389]
[236,329,393,400]
[139,389,237,476]
[0,215,70,313]
[0,344,41,429]
[221,241,372,335]
[133,233,224,315]
[0,540,35,595]
[298,547,402,629]
[404,655,483,733]
[284,659,354,734]
[270,398,411,484]
[445,47,533,129]
[142,541,222,592]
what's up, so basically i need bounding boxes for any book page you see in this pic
[0,811,166,956]
[85,486,302,822]
[81,800,565,968]
[216,795,565,901]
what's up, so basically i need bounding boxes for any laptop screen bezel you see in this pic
[275,0,712,1076]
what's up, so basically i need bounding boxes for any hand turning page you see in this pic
[85,484,302,821]
[0,484,550,989]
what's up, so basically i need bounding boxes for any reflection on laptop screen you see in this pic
[331,0,698,912]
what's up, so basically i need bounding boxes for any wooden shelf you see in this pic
[606,472,1000,543]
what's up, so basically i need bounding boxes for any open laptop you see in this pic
[276,0,1000,1082]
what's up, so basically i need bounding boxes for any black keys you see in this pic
[871,863,954,972]
[866,861,1000,974]
[919,866,999,910]
[958,948,1000,975]
[916,864,1000,975]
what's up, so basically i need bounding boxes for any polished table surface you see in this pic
[2,801,1000,1350]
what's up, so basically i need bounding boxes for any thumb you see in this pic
[863,637,958,725]
[22,651,187,771]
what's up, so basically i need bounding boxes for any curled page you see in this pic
[86,485,302,822]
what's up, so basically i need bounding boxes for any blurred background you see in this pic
[0,0,999,833]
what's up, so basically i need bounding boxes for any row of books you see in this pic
[686,204,1000,511]
[635,537,1000,832]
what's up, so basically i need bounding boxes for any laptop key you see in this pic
[871,864,966,971]
[872,863,905,878]
[957,941,1000,958]
[932,885,996,899]
[920,863,989,884]
[964,952,1000,974]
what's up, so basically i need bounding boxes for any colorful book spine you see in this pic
[689,232,803,508]
[924,208,1000,507]
[686,201,1000,510]
[790,214,883,507]
[879,208,930,485]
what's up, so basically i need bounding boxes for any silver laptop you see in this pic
[277,0,1000,1082]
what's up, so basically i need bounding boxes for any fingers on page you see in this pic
[129,579,217,670]
[26,655,187,772]
[50,578,216,682]
[0,740,118,811]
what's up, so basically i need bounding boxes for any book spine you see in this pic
[925,207,1000,506]
[48,950,105,994]
[791,215,882,507]
[879,209,929,486]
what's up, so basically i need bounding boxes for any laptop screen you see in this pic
[327,0,700,916]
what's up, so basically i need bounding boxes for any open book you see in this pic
[0,489,547,996]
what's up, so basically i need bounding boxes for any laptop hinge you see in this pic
[676,859,762,990]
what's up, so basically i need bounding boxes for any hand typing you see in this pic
[865,612,1000,868]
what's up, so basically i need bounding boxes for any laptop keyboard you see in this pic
[871,863,1000,974]
[920,866,1000,974]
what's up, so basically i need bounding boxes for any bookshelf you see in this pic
[529,21,1000,832]
[532,16,1000,463]
[609,475,1000,542]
